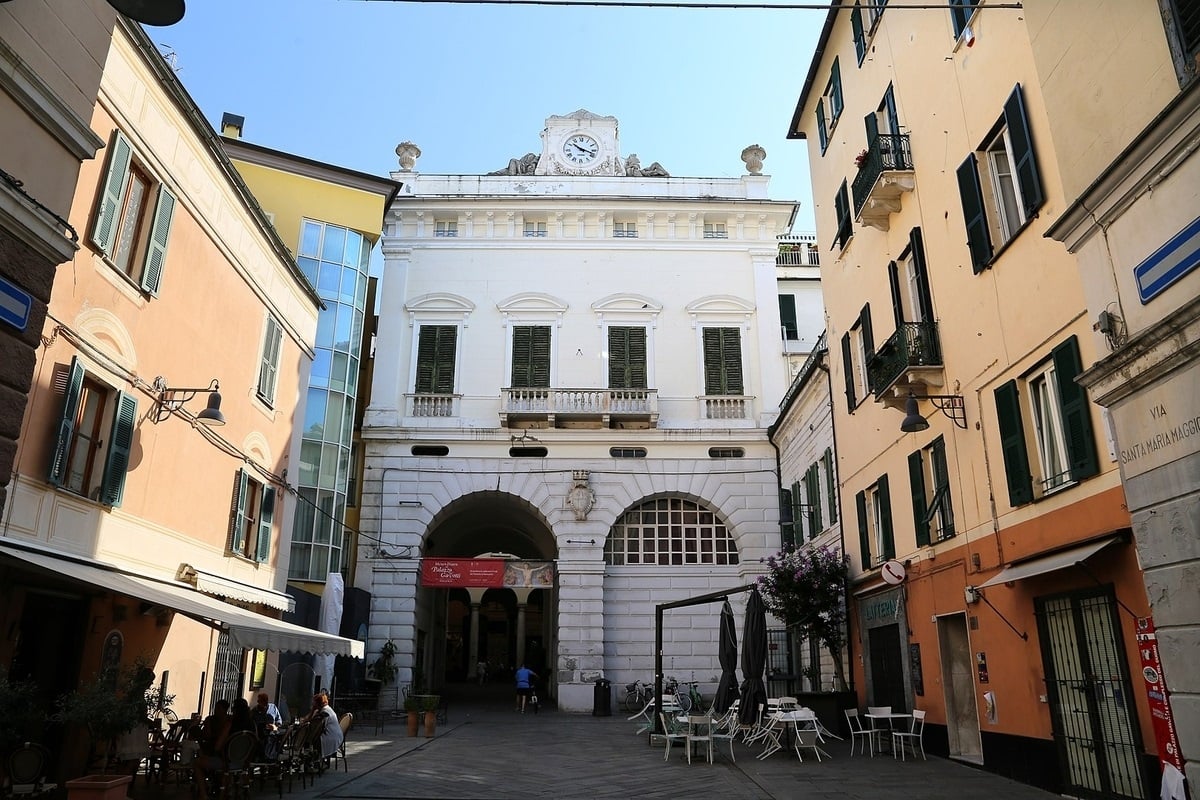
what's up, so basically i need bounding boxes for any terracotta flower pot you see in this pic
[423,710,436,738]
[406,710,420,737]
[66,774,132,800]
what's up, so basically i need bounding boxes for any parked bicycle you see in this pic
[665,677,705,714]
[622,679,653,714]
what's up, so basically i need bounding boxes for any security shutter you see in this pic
[995,380,1034,506]
[1052,336,1099,482]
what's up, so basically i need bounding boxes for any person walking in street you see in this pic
[514,663,539,714]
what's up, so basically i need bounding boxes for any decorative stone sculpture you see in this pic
[488,153,540,176]
[625,154,669,178]
[396,141,421,171]
[741,144,766,175]
[567,470,595,521]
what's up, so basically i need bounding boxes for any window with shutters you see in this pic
[818,57,844,154]
[949,0,975,38]
[909,437,955,546]
[778,295,799,341]
[701,327,743,395]
[90,131,175,296]
[607,326,647,389]
[229,468,275,563]
[605,497,739,566]
[834,181,853,250]
[780,486,798,547]
[256,315,283,406]
[855,475,893,571]
[47,357,137,507]
[415,324,458,394]
[994,336,1099,507]
[851,1,888,64]
[823,447,838,525]
[511,325,552,388]
[803,461,823,539]
[956,85,1044,272]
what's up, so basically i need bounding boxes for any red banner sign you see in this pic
[419,558,556,589]
[1136,616,1184,773]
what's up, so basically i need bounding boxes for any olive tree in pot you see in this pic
[56,660,158,773]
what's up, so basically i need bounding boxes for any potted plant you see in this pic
[402,694,422,737]
[419,694,440,738]
[57,660,156,772]
[367,640,399,687]
[854,149,870,169]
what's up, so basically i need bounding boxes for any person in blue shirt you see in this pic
[514,664,539,714]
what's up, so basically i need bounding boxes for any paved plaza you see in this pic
[181,685,1060,800]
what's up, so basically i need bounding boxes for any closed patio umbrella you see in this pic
[714,600,740,713]
[738,588,768,726]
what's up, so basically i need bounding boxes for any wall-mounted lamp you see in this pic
[899,391,967,432]
[107,0,185,26]
[153,376,225,426]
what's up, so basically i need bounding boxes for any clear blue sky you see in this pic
[153,0,822,231]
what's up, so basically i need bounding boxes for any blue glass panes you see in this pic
[300,221,321,257]
[321,226,346,263]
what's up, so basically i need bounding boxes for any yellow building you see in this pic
[0,19,359,777]
[788,3,1155,797]
[221,120,399,700]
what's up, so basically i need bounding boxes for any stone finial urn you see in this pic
[396,141,421,171]
[741,144,766,175]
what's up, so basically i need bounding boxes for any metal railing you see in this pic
[851,133,914,216]
[867,321,942,395]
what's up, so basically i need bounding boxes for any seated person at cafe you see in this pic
[252,692,283,734]
[299,692,343,762]
[193,699,232,796]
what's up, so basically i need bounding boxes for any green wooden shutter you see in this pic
[852,5,866,62]
[835,184,851,249]
[864,110,879,150]
[416,326,456,393]
[856,491,871,571]
[140,185,175,296]
[908,227,935,323]
[823,448,838,524]
[859,304,874,368]
[99,391,136,507]
[703,328,742,395]
[931,437,954,535]
[1004,85,1044,217]
[530,325,551,387]
[511,326,531,387]
[877,474,895,560]
[92,132,132,255]
[778,295,798,340]
[628,327,647,389]
[48,357,85,487]
[255,486,275,563]
[780,487,796,547]
[608,327,629,388]
[909,450,930,547]
[1052,336,1099,481]
[957,154,993,273]
[791,480,804,545]
[841,332,857,410]
[258,316,282,403]
[229,469,249,554]
[888,261,904,328]
[830,58,843,117]
[808,463,823,536]
[995,380,1034,506]
[817,102,828,153]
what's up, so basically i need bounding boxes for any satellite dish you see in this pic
[108,0,185,26]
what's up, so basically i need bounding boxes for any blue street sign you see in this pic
[1134,214,1200,304]
[0,275,33,331]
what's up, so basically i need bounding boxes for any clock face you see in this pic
[563,133,599,165]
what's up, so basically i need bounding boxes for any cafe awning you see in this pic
[0,544,363,658]
[176,563,295,613]
[977,536,1121,589]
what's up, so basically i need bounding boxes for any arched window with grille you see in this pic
[605,497,739,566]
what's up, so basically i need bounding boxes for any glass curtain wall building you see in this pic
[290,219,370,581]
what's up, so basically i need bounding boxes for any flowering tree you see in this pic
[757,544,849,690]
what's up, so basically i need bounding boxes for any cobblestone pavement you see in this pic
[220,685,1060,800]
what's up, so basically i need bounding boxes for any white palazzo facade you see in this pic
[361,111,799,711]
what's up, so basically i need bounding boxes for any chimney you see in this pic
[220,112,245,139]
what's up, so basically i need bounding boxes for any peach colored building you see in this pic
[0,19,359,778]
[788,4,1157,798]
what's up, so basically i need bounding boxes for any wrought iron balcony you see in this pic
[867,321,944,405]
[851,133,915,232]
[500,387,659,429]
